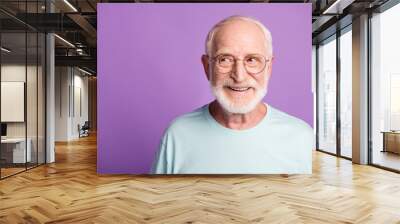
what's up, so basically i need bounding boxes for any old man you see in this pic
[151,15,313,174]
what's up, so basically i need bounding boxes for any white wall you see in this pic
[70,72,89,139]
[55,66,69,141]
[1,63,46,164]
[1,65,40,138]
[1,65,26,129]
[55,67,89,141]
[1,82,25,122]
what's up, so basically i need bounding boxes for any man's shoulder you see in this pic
[165,105,208,134]
[268,105,315,151]
[269,105,313,135]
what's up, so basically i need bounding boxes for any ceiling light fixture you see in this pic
[54,34,75,48]
[76,48,84,55]
[322,0,354,15]
[78,67,93,76]
[1,47,11,53]
[63,0,78,12]
[322,0,342,14]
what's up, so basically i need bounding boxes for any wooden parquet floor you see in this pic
[1,134,400,224]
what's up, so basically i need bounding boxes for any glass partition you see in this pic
[38,32,45,165]
[339,28,352,158]
[371,3,400,171]
[0,1,46,179]
[27,31,38,169]
[317,35,337,155]
[1,31,28,177]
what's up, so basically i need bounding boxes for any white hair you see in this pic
[205,15,273,57]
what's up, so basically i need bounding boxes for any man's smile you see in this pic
[226,86,252,92]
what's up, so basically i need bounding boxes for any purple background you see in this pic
[98,3,312,174]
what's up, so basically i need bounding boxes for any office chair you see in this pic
[79,121,90,138]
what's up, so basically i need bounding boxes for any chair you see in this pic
[78,121,90,138]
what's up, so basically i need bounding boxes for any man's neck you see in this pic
[209,100,267,130]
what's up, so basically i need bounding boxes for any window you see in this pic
[339,28,352,158]
[317,36,337,154]
[371,2,400,171]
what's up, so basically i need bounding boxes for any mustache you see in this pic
[214,80,259,89]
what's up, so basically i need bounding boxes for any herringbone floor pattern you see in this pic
[1,133,400,223]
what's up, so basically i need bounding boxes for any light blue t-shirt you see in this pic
[151,103,314,174]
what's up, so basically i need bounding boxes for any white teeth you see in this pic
[229,87,250,91]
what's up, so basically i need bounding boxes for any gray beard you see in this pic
[210,84,267,114]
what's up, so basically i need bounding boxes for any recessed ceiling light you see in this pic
[54,34,75,48]
[322,0,355,15]
[63,0,78,12]
[1,47,11,53]
[78,67,93,76]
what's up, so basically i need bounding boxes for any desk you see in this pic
[1,138,32,163]
[381,131,400,154]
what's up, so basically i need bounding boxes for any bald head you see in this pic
[205,16,273,57]
[201,16,274,115]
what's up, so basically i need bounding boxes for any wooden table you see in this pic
[381,131,400,154]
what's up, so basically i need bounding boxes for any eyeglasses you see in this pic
[209,54,269,75]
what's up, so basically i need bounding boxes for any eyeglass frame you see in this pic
[207,53,271,75]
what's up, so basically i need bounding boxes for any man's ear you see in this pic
[201,54,211,81]
[267,56,274,77]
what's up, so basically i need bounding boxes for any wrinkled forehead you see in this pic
[212,20,267,56]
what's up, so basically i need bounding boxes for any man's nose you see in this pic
[230,60,247,82]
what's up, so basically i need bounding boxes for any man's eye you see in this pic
[219,57,233,63]
[246,57,257,63]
